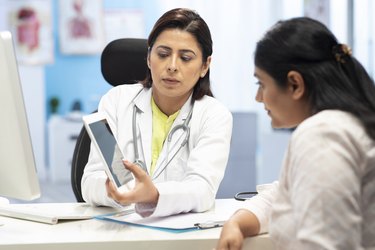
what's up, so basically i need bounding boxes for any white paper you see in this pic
[101,199,248,230]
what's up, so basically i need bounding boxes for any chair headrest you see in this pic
[101,38,148,86]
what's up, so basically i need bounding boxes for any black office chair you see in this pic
[71,38,148,202]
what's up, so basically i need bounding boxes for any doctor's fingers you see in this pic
[111,189,138,205]
[105,180,134,204]
[123,160,148,180]
[105,178,117,198]
[105,178,120,195]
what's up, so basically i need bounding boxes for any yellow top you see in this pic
[150,97,180,176]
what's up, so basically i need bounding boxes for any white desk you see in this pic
[0,203,274,250]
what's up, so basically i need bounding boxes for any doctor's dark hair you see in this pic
[255,17,375,140]
[141,8,213,100]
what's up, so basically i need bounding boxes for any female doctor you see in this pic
[81,8,233,217]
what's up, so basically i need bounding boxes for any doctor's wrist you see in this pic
[135,202,157,217]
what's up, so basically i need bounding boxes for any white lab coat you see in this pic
[81,83,233,217]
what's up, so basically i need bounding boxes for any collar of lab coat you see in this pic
[132,87,194,178]
[133,87,193,117]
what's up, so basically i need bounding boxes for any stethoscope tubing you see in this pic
[132,102,193,179]
[132,105,148,174]
[234,191,258,201]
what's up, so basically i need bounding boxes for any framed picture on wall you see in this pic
[58,0,105,55]
[304,0,330,28]
[7,0,54,65]
[104,9,146,44]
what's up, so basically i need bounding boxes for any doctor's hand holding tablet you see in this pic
[81,8,233,218]
[106,161,159,208]
[82,112,159,210]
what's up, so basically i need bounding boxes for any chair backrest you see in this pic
[101,38,148,86]
[71,38,148,202]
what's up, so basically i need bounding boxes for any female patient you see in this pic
[81,8,232,218]
[216,17,375,249]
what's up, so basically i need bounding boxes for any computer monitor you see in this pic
[0,31,41,201]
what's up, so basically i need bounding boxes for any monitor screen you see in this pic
[0,31,41,201]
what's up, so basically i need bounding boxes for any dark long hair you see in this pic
[142,8,213,100]
[255,17,375,140]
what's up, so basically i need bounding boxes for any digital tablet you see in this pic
[82,112,134,188]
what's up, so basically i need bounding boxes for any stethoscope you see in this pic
[234,191,258,201]
[132,103,193,178]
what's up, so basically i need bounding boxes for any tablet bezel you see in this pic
[82,112,131,189]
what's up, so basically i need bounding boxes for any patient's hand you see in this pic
[215,220,245,250]
[215,209,261,250]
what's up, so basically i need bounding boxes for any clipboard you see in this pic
[97,210,221,233]
[96,199,248,233]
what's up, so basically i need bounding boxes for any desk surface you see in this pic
[0,203,274,250]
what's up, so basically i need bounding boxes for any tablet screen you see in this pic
[88,118,133,187]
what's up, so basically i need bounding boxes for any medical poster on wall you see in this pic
[304,0,330,28]
[58,0,105,55]
[7,0,54,65]
[104,9,145,44]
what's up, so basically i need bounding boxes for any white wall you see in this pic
[354,0,375,76]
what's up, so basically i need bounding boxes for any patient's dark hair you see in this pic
[142,8,213,100]
[255,17,375,140]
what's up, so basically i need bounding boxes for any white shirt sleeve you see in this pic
[244,181,278,234]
